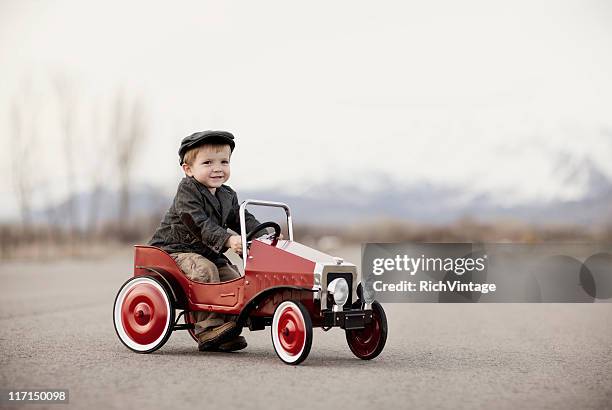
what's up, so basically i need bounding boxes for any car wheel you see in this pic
[345,300,387,360]
[113,276,174,353]
[271,300,313,365]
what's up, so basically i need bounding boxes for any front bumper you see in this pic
[322,308,373,330]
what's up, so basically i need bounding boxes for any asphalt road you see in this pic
[1,247,611,410]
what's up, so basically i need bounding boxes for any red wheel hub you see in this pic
[277,306,305,355]
[134,303,151,325]
[121,283,168,345]
[348,309,382,357]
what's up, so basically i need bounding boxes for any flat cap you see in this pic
[178,130,235,164]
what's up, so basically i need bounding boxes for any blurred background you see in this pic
[2,5,611,409]
[1,0,612,260]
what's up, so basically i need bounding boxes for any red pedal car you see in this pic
[113,200,387,364]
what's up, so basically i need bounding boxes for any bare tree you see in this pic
[10,89,39,233]
[86,98,112,237]
[54,75,78,240]
[110,91,147,240]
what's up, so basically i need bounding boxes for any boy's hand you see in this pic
[225,235,243,253]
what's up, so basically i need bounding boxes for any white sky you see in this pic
[1,0,611,218]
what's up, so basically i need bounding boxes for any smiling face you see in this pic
[182,144,231,194]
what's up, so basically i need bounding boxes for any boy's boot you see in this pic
[196,321,238,351]
[199,336,248,352]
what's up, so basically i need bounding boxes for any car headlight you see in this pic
[362,279,376,304]
[328,278,349,310]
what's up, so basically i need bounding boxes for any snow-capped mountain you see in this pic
[29,156,612,227]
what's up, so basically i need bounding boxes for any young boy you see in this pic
[148,130,262,352]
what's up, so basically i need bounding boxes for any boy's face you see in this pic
[182,145,231,193]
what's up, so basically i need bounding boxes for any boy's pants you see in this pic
[170,252,241,335]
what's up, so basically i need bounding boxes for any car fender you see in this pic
[137,267,188,309]
[237,286,316,327]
